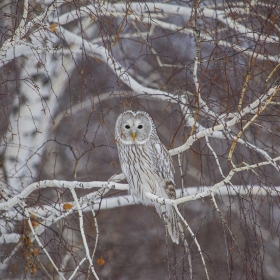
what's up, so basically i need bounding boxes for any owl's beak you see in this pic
[131,132,137,141]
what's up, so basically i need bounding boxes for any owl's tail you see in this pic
[164,206,180,244]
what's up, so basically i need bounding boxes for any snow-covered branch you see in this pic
[0,180,128,211]
[1,0,280,278]
[146,156,280,205]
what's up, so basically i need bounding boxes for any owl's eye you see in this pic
[138,125,143,129]
[125,125,130,129]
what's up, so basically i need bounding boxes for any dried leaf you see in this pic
[49,23,58,32]
[97,257,105,266]
[32,248,39,256]
[63,203,73,210]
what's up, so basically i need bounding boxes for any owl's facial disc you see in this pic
[117,112,151,144]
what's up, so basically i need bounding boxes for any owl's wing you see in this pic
[149,137,179,243]
[149,137,176,198]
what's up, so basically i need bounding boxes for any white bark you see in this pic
[0,1,279,277]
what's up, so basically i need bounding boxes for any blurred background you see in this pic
[0,0,280,279]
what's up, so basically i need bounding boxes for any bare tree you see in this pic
[0,0,280,279]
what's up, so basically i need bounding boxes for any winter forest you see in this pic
[0,0,280,279]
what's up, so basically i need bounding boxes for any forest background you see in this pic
[0,0,280,279]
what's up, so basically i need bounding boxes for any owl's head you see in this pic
[115,111,154,145]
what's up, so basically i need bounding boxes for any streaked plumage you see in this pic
[115,110,179,243]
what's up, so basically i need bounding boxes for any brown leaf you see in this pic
[49,23,58,32]
[97,257,105,266]
[63,203,73,210]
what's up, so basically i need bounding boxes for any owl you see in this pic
[115,110,179,244]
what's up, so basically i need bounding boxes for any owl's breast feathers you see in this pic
[118,141,175,204]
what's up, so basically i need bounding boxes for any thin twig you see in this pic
[174,204,209,280]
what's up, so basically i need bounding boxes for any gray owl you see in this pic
[115,110,179,244]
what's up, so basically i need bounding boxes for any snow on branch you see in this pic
[0,180,128,211]
[1,1,280,278]
[170,86,280,156]
[1,183,279,248]
[145,156,280,205]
